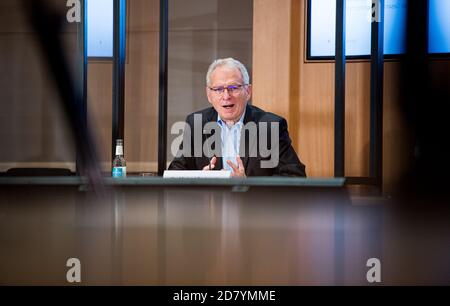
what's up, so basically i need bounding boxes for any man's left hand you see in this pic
[226,156,246,178]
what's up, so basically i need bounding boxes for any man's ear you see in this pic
[246,84,252,101]
[206,87,213,105]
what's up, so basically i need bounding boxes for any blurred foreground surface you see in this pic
[0,177,449,285]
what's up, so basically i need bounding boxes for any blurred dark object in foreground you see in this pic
[23,0,104,194]
[5,168,73,177]
[397,1,450,201]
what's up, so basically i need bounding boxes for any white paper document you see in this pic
[163,170,232,179]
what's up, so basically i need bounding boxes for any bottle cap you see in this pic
[116,139,124,155]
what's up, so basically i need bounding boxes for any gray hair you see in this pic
[206,58,250,86]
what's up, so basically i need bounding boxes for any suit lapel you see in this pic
[203,107,223,170]
[240,104,255,172]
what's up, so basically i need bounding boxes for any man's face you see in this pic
[206,66,252,123]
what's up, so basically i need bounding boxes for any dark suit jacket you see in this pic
[168,104,306,177]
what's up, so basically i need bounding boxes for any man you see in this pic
[169,58,306,177]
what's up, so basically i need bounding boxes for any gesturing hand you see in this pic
[226,155,246,177]
[202,156,217,171]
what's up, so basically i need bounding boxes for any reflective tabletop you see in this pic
[0,177,449,285]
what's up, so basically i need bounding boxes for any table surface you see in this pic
[0,177,449,285]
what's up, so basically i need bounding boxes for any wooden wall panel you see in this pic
[87,62,113,171]
[124,0,159,172]
[124,30,160,172]
[344,62,371,177]
[252,0,291,118]
[296,0,334,177]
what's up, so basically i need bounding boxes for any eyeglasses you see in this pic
[208,84,247,95]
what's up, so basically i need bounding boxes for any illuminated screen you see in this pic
[308,0,450,59]
[429,0,450,54]
[87,0,114,58]
[308,0,407,58]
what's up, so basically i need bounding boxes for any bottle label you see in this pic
[115,146,124,156]
[112,167,127,178]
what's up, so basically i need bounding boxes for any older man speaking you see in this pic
[169,58,306,177]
